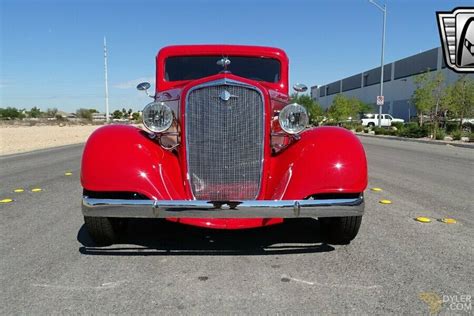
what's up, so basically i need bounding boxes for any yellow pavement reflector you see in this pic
[379,199,392,204]
[371,187,383,192]
[440,218,457,224]
[31,188,42,192]
[64,172,73,176]
[415,216,431,223]
[13,188,25,193]
[0,198,14,203]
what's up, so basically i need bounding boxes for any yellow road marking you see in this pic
[13,188,24,193]
[0,198,13,203]
[379,199,392,204]
[64,172,73,176]
[371,187,383,192]
[415,216,431,223]
[440,218,457,224]
[31,188,42,192]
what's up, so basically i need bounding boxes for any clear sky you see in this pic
[0,0,472,113]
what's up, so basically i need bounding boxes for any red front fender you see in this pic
[267,127,367,199]
[81,125,187,200]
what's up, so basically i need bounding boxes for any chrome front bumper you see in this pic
[82,196,364,218]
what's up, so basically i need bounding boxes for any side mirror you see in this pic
[137,82,151,91]
[293,83,308,93]
[136,82,154,98]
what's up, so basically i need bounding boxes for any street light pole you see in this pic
[369,0,386,128]
[104,36,109,123]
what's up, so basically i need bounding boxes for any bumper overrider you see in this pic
[82,196,364,218]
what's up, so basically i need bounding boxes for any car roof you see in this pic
[157,44,288,60]
[155,44,289,93]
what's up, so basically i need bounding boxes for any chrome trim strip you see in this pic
[184,78,266,200]
[82,196,364,219]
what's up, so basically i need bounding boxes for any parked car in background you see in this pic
[448,117,474,125]
[447,118,474,132]
[361,113,404,127]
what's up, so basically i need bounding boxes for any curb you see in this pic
[356,133,474,149]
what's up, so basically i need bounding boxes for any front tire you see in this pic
[320,216,362,245]
[368,122,375,127]
[84,216,126,246]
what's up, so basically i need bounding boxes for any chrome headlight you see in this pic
[142,101,173,133]
[278,103,308,134]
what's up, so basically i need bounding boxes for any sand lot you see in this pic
[0,125,102,156]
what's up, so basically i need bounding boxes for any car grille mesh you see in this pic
[186,84,264,200]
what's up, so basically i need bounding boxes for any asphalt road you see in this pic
[1,137,473,314]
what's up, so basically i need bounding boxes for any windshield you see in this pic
[164,56,281,83]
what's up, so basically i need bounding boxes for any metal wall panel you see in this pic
[327,81,341,95]
[394,48,438,79]
[342,74,362,92]
[319,85,326,97]
[363,64,391,86]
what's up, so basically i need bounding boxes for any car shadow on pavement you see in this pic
[77,218,335,256]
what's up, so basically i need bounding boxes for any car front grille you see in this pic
[185,82,264,200]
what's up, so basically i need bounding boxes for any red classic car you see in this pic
[81,45,368,245]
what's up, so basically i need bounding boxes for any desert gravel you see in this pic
[0,125,101,156]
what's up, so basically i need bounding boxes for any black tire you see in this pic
[84,216,126,246]
[368,122,375,127]
[320,216,362,245]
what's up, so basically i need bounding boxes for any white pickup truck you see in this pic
[361,113,404,127]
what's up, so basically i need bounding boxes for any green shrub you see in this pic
[376,127,397,136]
[469,132,474,142]
[341,122,362,130]
[355,126,363,133]
[398,122,428,138]
[451,130,462,140]
[395,126,405,136]
[373,127,387,135]
[445,122,459,134]
[76,108,93,121]
[386,129,397,136]
[424,122,434,133]
[0,107,25,120]
[405,122,419,129]
[391,122,404,130]
[435,129,446,140]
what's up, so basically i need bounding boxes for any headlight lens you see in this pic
[142,102,173,133]
[278,103,308,134]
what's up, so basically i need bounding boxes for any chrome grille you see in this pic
[185,83,264,200]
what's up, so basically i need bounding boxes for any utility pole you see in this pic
[104,36,109,123]
[369,0,386,128]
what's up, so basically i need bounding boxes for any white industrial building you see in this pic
[311,47,474,121]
